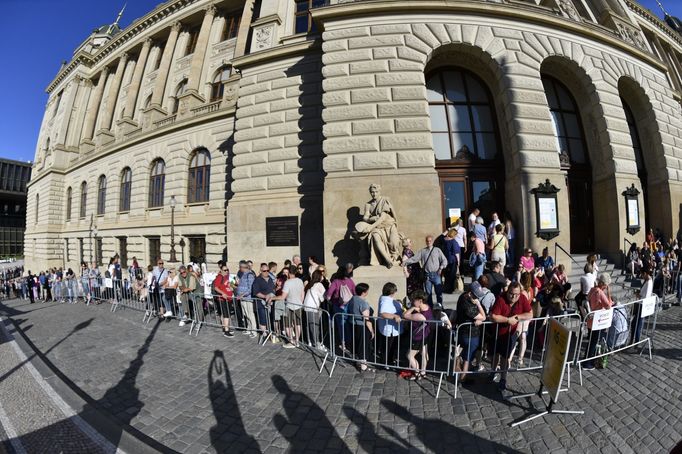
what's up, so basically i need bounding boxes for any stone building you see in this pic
[0,159,31,258]
[25,0,682,273]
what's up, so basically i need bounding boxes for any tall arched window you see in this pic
[172,80,187,115]
[542,76,588,167]
[427,69,499,160]
[188,149,211,203]
[80,181,87,218]
[622,100,646,180]
[210,67,231,102]
[66,187,72,221]
[149,159,165,208]
[97,175,107,215]
[119,167,132,212]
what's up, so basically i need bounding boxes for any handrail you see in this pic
[554,242,581,268]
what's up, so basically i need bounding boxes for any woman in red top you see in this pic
[213,265,235,337]
[583,273,613,370]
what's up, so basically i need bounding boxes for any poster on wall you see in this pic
[538,197,558,230]
[627,198,639,228]
[448,208,462,225]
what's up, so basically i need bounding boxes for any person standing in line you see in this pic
[631,270,653,344]
[474,217,487,245]
[488,224,508,269]
[303,270,327,350]
[583,273,613,370]
[468,208,480,233]
[325,263,356,353]
[442,229,461,294]
[377,282,403,368]
[346,283,374,371]
[487,212,501,242]
[401,238,421,297]
[213,264,236,338]
[274,266,305,348]
[504,213,515,269]
[235,261,257,337]
[403,236,447,307]
[454,219,467,275]
[468,232,486,281]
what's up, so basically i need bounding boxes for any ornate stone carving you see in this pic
[558,0,582,22]
[223,84,237,105]
[205,4,218,17]
[254,25,274,51]
[353,184,404,268]
[558,150,571,167]
[171,21,182,33]
[616,23,647,51]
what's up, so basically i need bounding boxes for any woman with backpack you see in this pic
[325,263,355,354]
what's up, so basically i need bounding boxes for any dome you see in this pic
[664,14,682,34]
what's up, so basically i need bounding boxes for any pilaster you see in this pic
[80,66,110,143]
[97,52,129,135]
[184,4,217,104]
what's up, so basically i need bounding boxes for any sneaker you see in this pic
[271,336,281,344]
[248,332,257,339]
[242,330,251,335]
[316,343,328,352]
[582,363,595,370]
[492,373,501,383]
[179,320,186,327]
[498,379,506,391]
[282,342,296,349]
[164,310,173,317]
[223,330,235,338]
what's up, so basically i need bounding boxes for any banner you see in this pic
[541,318,572,403]
[591,308,613,330]
[104,278,113,289]
[640,296,656,318]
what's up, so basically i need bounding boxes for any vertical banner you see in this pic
[640,296,657,318]
[541,318,572,403]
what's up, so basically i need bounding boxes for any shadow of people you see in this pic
[208,350,260,453]
[343,406,410,453]
[272,374,350,453]
[382,399,522,453]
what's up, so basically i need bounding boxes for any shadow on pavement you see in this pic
[343,406,410,453]
[272,374,351,453]
[208,350,260,453]
[382,399,523,453]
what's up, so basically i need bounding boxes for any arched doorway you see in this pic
[542,75,595,253]
[622,99,649,232]
[426,68,505,229]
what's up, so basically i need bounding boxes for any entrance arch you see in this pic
[541,75,595,253]
[425,45,510,231]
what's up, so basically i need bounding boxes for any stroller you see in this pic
[606,305,629,350]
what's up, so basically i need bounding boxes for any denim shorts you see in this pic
[459,336,480,363]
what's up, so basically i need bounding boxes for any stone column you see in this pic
[185,5,217,96]
[56,76,81,147]
[80,66,109,144]
[234,0,255,58]
[122,38,153,122]
[97,52,128,136]
[150,22,182,109]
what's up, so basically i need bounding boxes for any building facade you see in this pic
[25,0,682,272]
[0,159,31,258]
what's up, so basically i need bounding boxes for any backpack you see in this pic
[606,305,629,349]
[339,283,353,305]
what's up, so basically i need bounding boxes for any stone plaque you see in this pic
[266,216,299,247]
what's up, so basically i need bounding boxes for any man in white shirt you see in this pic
[274,267,305,348]
[468,208,480,232]
[487,212,501,240]
[454,219,467,274]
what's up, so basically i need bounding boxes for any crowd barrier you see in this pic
[574,295,659,385]
[53,275,662,399]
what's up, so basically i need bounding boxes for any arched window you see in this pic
[119,168,132,212]
[149,159,165,208]
[66,187,72,221]
[210,67,231,102]
[542,76,588,166]
[622,100,646,179]
[188,149,211,203]
[97,175,107,215]
[427,69,499,160]
[172,80,187,114]
[80,181,87,218]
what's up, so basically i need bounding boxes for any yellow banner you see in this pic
[541,318,571,403]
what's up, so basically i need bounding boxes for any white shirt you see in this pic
[488,219,501,238]
[580,272,596,295]
[455,226,466,248]
[283,277,305,309]
[468,213,477,232]
[377,295,403,337]
[303,282,325,312]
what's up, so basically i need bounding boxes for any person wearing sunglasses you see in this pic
[489,282,532,391]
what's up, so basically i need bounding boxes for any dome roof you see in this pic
[664,14,682,35]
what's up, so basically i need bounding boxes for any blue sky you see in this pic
[0,0,681,164]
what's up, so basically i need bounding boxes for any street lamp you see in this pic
[179,237,186,264]
[92,226,98,265]
[169,195,177,262]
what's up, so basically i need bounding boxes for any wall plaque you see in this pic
[266,216,299,247]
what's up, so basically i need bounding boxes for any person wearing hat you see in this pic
[470,279,495,315]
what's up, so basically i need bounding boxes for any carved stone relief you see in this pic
[254,25,274,51]
[558,0,582,22]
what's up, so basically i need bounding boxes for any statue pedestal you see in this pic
[352,265,406,313]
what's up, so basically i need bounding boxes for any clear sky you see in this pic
[0,0,681,164]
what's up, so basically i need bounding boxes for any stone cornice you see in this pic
[46,0,202,94]
[312,0,667,72]
[232,39,320,69]
[27,105,235,189]
[625,0,682,49]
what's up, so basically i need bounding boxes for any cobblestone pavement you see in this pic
[0,297,680,453]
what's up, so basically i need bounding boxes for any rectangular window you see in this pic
[221,11,241,41]
[185,27,200,56]
[118,237,128,268]
[96,237,103,266]
[294,0,324,34]
[78,238,84,263]
[188,236,206,263]
[148,237,161,265]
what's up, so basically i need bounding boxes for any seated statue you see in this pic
[354,184,402,268]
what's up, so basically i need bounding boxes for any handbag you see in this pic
[468,251,484,268]
[418,247,436,284]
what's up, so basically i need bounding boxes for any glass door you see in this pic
[440,178,502,230]
[442,180,466,229]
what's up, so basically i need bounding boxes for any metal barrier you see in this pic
[575,295,659,386]
[452,312,582,398]
[329,311,454,398]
